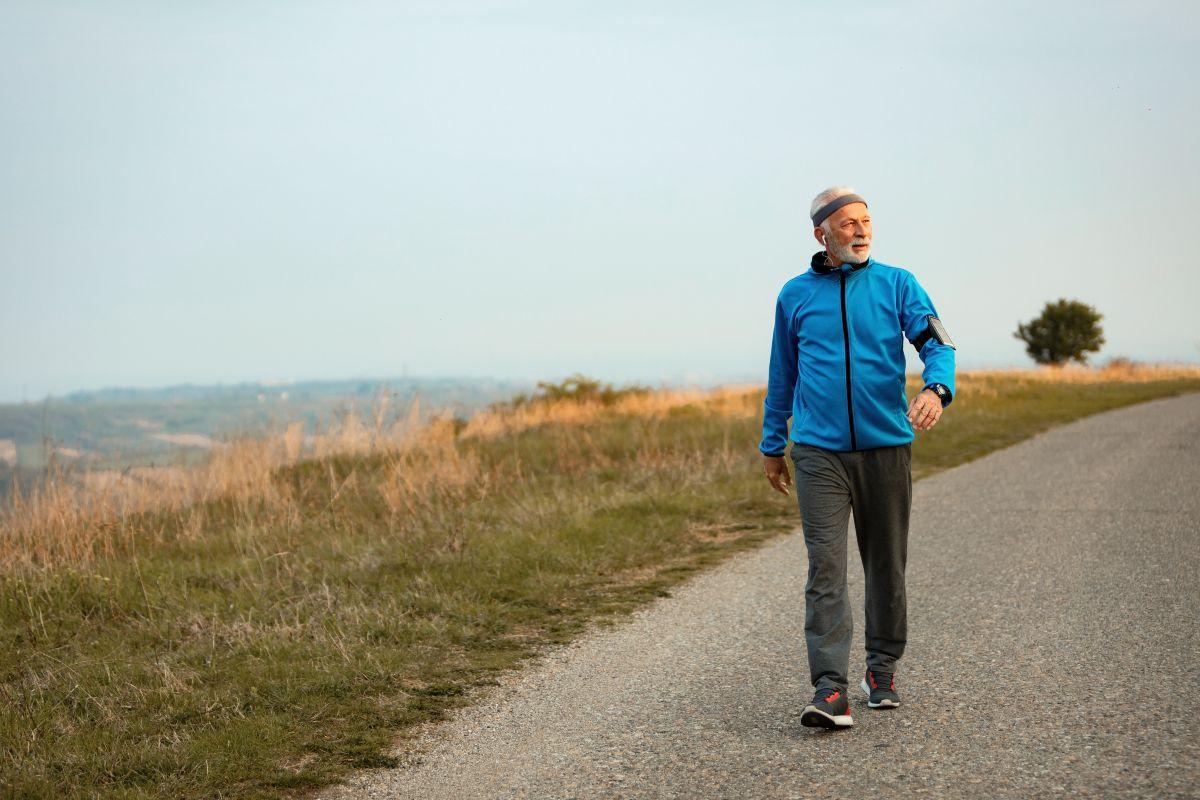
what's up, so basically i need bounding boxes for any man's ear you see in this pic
[813,227,826,246]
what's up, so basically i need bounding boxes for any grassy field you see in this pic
[2,366,1199,799]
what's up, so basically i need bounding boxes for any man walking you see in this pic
[759,186,956,729]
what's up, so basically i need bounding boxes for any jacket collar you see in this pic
[810,250,872,275]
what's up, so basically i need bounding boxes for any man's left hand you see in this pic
[907,389,943,431]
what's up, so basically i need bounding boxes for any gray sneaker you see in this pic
[861,668,900,708]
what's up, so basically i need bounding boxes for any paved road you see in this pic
[322,393,1200,799]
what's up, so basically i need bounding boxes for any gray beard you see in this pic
[827,238,870,265]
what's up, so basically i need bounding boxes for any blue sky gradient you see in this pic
[2,1,1198,401]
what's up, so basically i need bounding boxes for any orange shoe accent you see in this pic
[866,670,895,691]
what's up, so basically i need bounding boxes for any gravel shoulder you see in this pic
[319,392,1200,800]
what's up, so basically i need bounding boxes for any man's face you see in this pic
[814,202,872,265]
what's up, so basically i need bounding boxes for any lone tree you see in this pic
[1014,298,1105,365]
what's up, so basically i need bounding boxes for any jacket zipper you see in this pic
[839,272,857,450]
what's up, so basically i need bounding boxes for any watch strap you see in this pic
[925,383,953,408]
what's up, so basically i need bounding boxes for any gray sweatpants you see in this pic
[789,442,912,694]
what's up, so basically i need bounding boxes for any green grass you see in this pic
[2,375,1198,799]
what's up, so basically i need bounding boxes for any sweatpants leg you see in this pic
[839,443,912,675]
[790,445,854,694]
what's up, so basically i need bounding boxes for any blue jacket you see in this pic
[759,251,956,455]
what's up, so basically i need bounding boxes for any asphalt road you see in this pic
[321,393,1200,800]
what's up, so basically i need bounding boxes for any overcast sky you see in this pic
[2,0,1198,402]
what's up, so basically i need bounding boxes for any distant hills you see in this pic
[0,376,535,496]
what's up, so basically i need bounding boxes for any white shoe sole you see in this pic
[860,678,900,708]
[800,705,854,728]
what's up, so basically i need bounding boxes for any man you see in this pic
[759,186,956,730]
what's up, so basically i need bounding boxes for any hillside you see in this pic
[2,366,1199,799]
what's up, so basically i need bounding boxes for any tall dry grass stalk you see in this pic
[377,417,485,516]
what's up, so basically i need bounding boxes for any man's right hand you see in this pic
[763,455,792,496]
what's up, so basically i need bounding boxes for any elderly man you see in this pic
[759,186,956,729]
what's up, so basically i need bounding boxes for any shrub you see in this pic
[1014,299,1105,366]
[501,373,651,409]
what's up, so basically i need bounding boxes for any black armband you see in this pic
[911,315,956,352]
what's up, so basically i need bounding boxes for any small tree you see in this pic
[1014,298,1105,366]
[496,373,652,411]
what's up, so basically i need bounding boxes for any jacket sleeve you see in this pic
[900,270,956,401]
[759,291,798,456]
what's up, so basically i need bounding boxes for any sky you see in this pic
[2,0,1198,402]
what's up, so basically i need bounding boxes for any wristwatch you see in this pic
[925,383,953,408]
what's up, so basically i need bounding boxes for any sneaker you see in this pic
[860,668,900,708]
[800,687,854,728]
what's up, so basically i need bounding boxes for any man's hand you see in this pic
[907,388,943,431]
[763,455,792,496]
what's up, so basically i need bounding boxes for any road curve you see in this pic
[321,392,1200,800]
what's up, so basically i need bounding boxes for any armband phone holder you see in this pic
[912,315,956,351]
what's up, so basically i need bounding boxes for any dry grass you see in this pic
[0,381,761,572]
[1,365,1195,573]
[460,383,761,440]
[958,360,1200,384]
